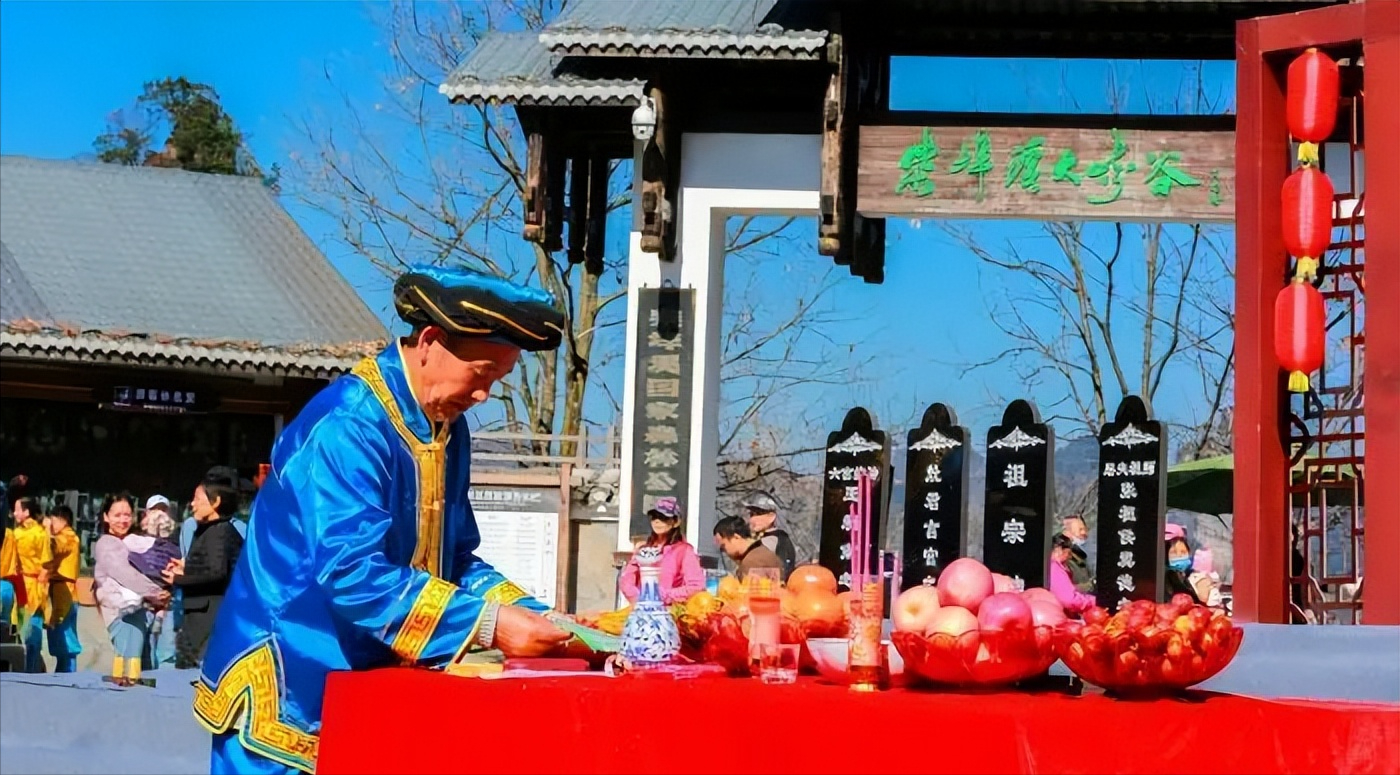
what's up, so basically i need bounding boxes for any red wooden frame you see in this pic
[1234,0,1400,625]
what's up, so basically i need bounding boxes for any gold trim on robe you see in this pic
[482,580,532,606]
[351,356,447,579]
[389,576,456,662]
[193,641,320,774]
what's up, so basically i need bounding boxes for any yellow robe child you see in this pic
[12,519,51,621]
[46,526,81,625]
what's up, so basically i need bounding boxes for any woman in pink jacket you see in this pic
[619,497,705,605]
[1048,533,1098,616]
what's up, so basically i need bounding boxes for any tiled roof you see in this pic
[0,320,376,379]
[537,0,828,59]
[0,242,50,322]
[439,32,645,107]
[0,156,387,376]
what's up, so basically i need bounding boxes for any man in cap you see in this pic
[196,267,573,775]
[742,491,796,580]
[1060,515,1094,593]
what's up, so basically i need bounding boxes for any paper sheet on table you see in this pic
[553,619,623,653]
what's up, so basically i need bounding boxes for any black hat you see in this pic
[394,265,565,352]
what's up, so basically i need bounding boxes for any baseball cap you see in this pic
[646,496,683,520]
[741,491,779,513]
[146,495,171,511]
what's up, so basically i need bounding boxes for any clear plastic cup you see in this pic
[758,643,799,685]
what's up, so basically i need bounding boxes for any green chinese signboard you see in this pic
[860,125,1234,223]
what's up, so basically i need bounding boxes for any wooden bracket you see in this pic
[544,143,567,253]
[523,132,547,244]
[566,155,589,265]
[584,154,609,276]
[819,32,847,258]
[522,128,566,253]
[850,215,886,284]
[639,85,678,261]
[843,42,890,283]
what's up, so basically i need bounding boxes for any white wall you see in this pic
[617,133,821,553]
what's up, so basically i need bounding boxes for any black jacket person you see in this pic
[743,492,796,580]
[165,468,245,669]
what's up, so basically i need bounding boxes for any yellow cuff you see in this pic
[389,577,456,663]
[482,580,531,606]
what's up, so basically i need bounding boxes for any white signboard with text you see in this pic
[469,485,561,608]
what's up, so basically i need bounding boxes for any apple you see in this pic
[992,573,1017,594]
[1021,587,1059,607]
[977,592,1034,632]
[925,604,979,641]
[936,558,996,613]
[1083,606,1109,626]
[892,585,942,634]
[1027,599,1067,628]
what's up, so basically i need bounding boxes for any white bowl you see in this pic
[807,637,907,686]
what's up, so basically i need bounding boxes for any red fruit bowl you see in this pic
[1056,614,1245,697]
[892,624,1058,688]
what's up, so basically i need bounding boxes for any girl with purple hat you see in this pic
[618,496,705,605]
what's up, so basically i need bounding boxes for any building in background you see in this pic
[0,156,386,553]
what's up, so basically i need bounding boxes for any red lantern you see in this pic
[1274,278,1325,393]
[1280,166,1334,270]
[1286,48,1340,164]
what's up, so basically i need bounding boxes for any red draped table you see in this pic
[318,669,1399,775]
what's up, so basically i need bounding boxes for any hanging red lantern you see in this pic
[1286,48,1340,165]
[1274,278,1325,393]
[1280,166,1334,278]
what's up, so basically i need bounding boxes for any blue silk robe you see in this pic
[194,344,548,773]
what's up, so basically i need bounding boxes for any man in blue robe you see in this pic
[195,267,574,774]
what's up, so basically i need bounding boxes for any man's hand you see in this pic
[493,605,571,658]
[146,590,172,611]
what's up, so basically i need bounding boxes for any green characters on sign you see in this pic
[1004,136,1047,193]
[1051,149,1083,186]
[1208,168,1224,207]
[896,128,940,198]
[1084,128,1138,205]
[950,129,995,202]
[1143,151,1202,198]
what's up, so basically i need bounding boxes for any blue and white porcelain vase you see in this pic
[619,546,681,667]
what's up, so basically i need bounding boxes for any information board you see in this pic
[469,485,562,608]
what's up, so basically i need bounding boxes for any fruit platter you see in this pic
[1055,594,1244,697]
[889,558,1062,688]
[579,563,854,678]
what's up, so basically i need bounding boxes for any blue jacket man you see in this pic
[195,267,573,774]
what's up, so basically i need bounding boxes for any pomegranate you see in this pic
[977,592,1033,632]
[936,557,995,614]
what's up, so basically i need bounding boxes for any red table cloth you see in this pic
[318,669,1399,775]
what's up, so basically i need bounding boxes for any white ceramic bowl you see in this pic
[807,637,907,686]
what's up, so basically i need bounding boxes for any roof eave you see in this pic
[538,31,829,60]
[0,330,378,381]
[438,80,646,108]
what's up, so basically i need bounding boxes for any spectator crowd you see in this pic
[1,468,248,683]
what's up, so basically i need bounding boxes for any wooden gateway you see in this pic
[441,0,1399,625]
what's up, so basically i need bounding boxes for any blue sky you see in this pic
[0,1,1237,453]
